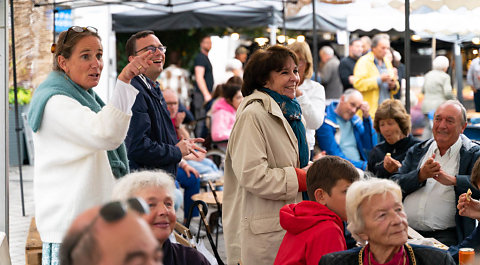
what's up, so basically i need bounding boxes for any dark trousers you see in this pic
[177,167,200,219]
[191,90,207,138]
[418,227,458,246]
[474,90,480,112]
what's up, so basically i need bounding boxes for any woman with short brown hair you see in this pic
[368,99,420,178]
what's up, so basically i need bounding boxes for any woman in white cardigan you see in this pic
[288,41,326,157]
[27,26,154,265]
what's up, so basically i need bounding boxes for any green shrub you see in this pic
[9,86,32,105]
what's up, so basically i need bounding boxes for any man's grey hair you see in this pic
[320,46,334,56]
[436,100,467,125]
[112,170,176,201]
[371,34,390,48]
[432,56,449,71]
[346,177,403,245]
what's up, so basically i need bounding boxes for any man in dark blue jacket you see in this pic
[316,89,377,170]
[124,30,204,174]
[392,100,480,247]
[124,31,205,217]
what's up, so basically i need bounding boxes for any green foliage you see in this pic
[9,86,32,105]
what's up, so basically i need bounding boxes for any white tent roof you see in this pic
[390,0,480,11]
[346,0,480,38]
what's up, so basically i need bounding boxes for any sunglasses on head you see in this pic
[51,26,98,54]
[64,197,149,263]
[63,26,98,44]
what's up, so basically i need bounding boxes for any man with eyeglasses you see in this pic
[315,89,376,170]
[124,30,205,177]
[60,198,163,265]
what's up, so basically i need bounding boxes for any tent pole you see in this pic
[53,0,56,43]
[312,0,318,81]
[269,25,277,45]
[9,0,26,217]
[404,0,411,114]
[282,0,286,45]
[454,36,464,104]
[431,36,436,66]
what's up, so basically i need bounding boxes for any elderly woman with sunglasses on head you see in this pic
[27,26,153,265]
[319,178,455,265]
[112,170,210,265]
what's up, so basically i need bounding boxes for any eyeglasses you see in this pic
[136,45,167,54]
[63,26,98,45]
[165,101,178,106]
[64,197,149,263]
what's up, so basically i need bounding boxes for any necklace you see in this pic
[358,244,416,265]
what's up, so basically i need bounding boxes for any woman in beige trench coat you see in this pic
[222,45,309,265]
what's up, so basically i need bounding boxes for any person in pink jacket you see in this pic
[210,82,243,142]
[274,156,360,265]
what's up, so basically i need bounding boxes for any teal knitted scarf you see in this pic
[259,88,309,167]
[28,71,129,178]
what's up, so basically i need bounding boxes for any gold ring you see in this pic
[137,65,143,70]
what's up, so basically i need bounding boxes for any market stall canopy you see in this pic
[112,2,283,32]
[344,0,480,41]
[389,0,480,11]
[284,1,347,31]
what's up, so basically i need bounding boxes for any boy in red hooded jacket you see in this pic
[274,156,360,265]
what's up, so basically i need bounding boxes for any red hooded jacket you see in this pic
[274,201,346,265]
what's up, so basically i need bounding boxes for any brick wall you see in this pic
[9,0,53,89]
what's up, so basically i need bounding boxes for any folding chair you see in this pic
[186,200,225,265]
[174,221,195,248]
[207,180,223,246]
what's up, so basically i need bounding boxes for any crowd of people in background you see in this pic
[27,25,480,265]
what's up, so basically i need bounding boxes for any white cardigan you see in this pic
[33,80,137,243]
[296,79,326,151]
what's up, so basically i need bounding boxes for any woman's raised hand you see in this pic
[118,50,154,84]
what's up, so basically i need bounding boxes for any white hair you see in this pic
[346,177,403,245]
[432,56,449,71]
[393,50,402,62]
[320,46,334,56]
[343,88,363,101]
[112,170,176,201]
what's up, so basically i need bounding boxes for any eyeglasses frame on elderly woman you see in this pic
[64,197,149,263]
[135,45,167,54]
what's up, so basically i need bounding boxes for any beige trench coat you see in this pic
[222,90,303,265]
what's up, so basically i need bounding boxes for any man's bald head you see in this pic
[60,205,162,265]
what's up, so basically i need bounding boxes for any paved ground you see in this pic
[9,165,34,265]
[7,165,226,265]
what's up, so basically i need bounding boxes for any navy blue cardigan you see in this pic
[125,76,182,175]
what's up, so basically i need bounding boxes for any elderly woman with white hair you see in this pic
[422,56,454,114]
[112,171,210,265]
[421,56,454,139]
[319,178,455,265]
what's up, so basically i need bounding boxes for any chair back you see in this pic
[174,221,194,248]
[0,232,11,265]
[464,125,480,141]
